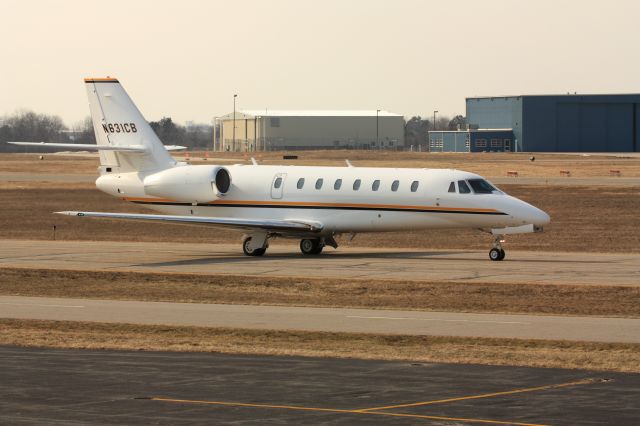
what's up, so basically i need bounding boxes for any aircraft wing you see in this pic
[55,211,324,233]
[9,142,147,152]
[8,142,187,152]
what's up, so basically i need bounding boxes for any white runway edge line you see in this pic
[346,315,530,325]
[0,302,85,308]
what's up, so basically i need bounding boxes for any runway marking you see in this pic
[151,397,354,414]
[346,315,530,325]
[149,397,545,425]
[357,378,596,412]
[0,302,85,308]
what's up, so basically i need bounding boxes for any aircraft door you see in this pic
[270,173,287,199]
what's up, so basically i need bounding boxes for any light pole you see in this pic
[376,109,380,148]
[232,94,237,151]
[212,117,217,152]
[433,110,438,131]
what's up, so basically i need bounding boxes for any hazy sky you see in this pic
[2,0,640,125]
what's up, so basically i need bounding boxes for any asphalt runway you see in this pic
[2,239,639,286]
[2,295,639,343]
[1,346,638,425]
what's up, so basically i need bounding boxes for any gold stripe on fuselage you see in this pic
[123,197,501,214]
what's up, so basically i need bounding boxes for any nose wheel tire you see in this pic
[243,237,266,256]
[300,238,324,255]
[489,248,505,261]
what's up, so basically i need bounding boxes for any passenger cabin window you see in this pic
[315,178,324,190]
[448,182,456,193]
[391,180,400,192]
[297,178,305,189]
[353,179,361,190]
[411,181,419,192]
[372,180,380,191]
[458,180,471,194]
[274,177,283,189]
[468,179,497,194]
[334,179,342,190]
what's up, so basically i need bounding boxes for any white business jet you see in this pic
[10,78,550,261]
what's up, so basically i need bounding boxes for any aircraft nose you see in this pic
[525,205,551,225]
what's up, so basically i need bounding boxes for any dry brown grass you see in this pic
[0,154,99,174]
[2,268,638,317]
[1,183,639,253]
[3,151,640,177]
[187,150,640,178]
[1,318,638,372]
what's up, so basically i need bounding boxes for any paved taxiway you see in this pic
[2,346,638,425]
[2,295,639,343]
[2,239,639,286]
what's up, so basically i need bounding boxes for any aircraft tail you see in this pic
[85,77,176,174]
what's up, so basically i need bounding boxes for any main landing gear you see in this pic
[300,238,324,255]
[489,235,506,261]
[242,235,338,257]
[242,235,267,256]
[299,236,337,255]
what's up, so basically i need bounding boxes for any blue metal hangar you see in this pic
[467,94,640,152]
[428,129,515,152]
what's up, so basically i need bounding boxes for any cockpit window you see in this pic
[448,182,456,193]
[468,179,497,194]
[458,180,471,194]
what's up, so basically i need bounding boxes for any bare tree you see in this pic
[1,110,68,152]
[448,115,467,130]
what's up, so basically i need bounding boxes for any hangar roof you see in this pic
[466,93,640,101]
[219,110,402,119]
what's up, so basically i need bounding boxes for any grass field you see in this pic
[2,151,640,177]
[2,268,638,316]
[2,151,639,370]
[2,318,638,372]
[1,182,638,253]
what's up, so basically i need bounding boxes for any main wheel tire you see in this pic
[300,238,323,255]
[498,248,506,260]
[489,247,503,261]
[243,237,266,256]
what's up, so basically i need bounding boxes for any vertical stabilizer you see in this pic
[85,77,175,173]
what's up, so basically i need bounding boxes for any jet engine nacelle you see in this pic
[143,165,232,203]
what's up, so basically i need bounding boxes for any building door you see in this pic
[504,139,511,152]
[270,173,287,199]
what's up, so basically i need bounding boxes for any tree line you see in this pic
[0,110,213,152]
[1,109,467,152]
[404,115,467,148]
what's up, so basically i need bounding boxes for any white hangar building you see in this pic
[214,110,405,152]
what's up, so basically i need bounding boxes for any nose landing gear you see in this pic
[489,235,506,261]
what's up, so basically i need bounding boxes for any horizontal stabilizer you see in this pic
[8,142,147,153]
[55,211,324,233]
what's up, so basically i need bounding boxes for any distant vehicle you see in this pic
[10,78,550,261]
